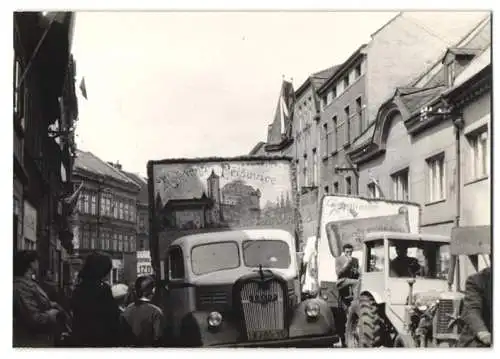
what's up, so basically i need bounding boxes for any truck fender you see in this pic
[179,311,240,347]
[289,297,336,338]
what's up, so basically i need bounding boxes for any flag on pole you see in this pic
[276,80,295,138]
[63,181,85,215]
[79,77,88,100]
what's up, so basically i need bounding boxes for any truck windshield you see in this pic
[242,240,291,269]
[388,239,450,279]
[191,241,240,275]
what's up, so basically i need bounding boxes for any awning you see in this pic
[450,225,491,255]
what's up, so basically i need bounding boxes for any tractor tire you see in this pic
[357,294,385,347]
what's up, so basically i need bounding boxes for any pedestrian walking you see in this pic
[458,266,492,347]
[70,251,123,347]
[121,276,166,347]
[13,250,63,347]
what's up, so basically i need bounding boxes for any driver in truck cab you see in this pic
[390,244,421,277]
[335,244,360,293]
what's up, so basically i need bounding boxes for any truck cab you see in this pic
[161,229,337,347]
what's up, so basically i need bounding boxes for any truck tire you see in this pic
[357,294,384,347]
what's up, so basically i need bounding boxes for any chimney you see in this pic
[107,161,123,170]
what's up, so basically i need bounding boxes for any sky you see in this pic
[71,11,402,177]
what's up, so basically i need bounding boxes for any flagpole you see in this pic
[15,14,57,92]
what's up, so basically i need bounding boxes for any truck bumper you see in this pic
[212,334,339,348]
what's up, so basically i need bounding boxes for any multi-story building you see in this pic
[317,12,489,199]
[71,150,141,285]
[121,171,149,251]
[347,15,490,239]
[14,12,78,288]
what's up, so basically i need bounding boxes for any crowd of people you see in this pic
[13,250,167,348]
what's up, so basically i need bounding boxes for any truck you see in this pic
[313,195,453,347]
[147,156,338,347]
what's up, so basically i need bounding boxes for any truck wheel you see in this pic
[357,294,384,347]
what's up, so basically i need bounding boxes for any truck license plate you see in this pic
[248,330,287,341]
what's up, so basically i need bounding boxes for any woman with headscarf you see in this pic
[70,251,123,347]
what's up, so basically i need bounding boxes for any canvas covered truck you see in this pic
[314,195,456,347]
[147,156,337,347]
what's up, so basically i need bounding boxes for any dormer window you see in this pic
[442,47,481,87]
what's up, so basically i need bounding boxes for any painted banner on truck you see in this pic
[317,195,420,283]
[149,158,298,262]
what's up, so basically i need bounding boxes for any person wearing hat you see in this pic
[13,250,63,347]
[121,276,165,347]
[389,243,421,277]
[111,283,129,312]
[70,251,123,347]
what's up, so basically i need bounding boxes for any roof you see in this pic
[121,170,148,204]
[171,228,294,249]
[364,231,450,243]
[317,44,366,95]
[248,141,266,155]
[310,64,341,91]
[74,150,139,187]
[398,86,446,114]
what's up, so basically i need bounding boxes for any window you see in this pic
[368,182,381,199]
[333,116,338,151]
[333,181,339,194]
[130,235,136,252]
[191,242,240,275]
[14,57,23,116]
[346,176,352,195]
[90,228,96,249]
[83,192,90,214]
[243,240,291,269]
[324,186,329,194]
[427,154,445,202]
[168,246,185,279]
[130,201,135,222]
[366,239,384,272]
[332,87,337,99]
[82,226,90,249]
[356,96,364,131]
[389,239,450,279]
[113,233,118,251]
[139,239,145,251]
[312,149,318,186]
[468,128,488,179]
[343,74,349,89]
[119,201,124,220]
[113,199,118,218]
[323,123,330,157]
[124,202,129,221]
[322,95,328,109]
[344,106,351,144]
[392,168,409,201]
[303,155,308,187]
[123,235,129,252]
[446,62,455,86]
[355,63,362,78]
[90,193,97,215]
[118,234,123,252]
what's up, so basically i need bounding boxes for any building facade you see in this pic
[14,12,78,289]
[122,171,149,252]
[347,15,491,237]
[71,151,141,285]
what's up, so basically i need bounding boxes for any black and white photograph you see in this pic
[9,5,492,351]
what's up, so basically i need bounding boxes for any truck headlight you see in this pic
[207,311,223,328]
[305,302,320,319]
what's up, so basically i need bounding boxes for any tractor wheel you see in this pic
[356,294,385,347]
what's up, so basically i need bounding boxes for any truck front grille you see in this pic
[240,280,287,341]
